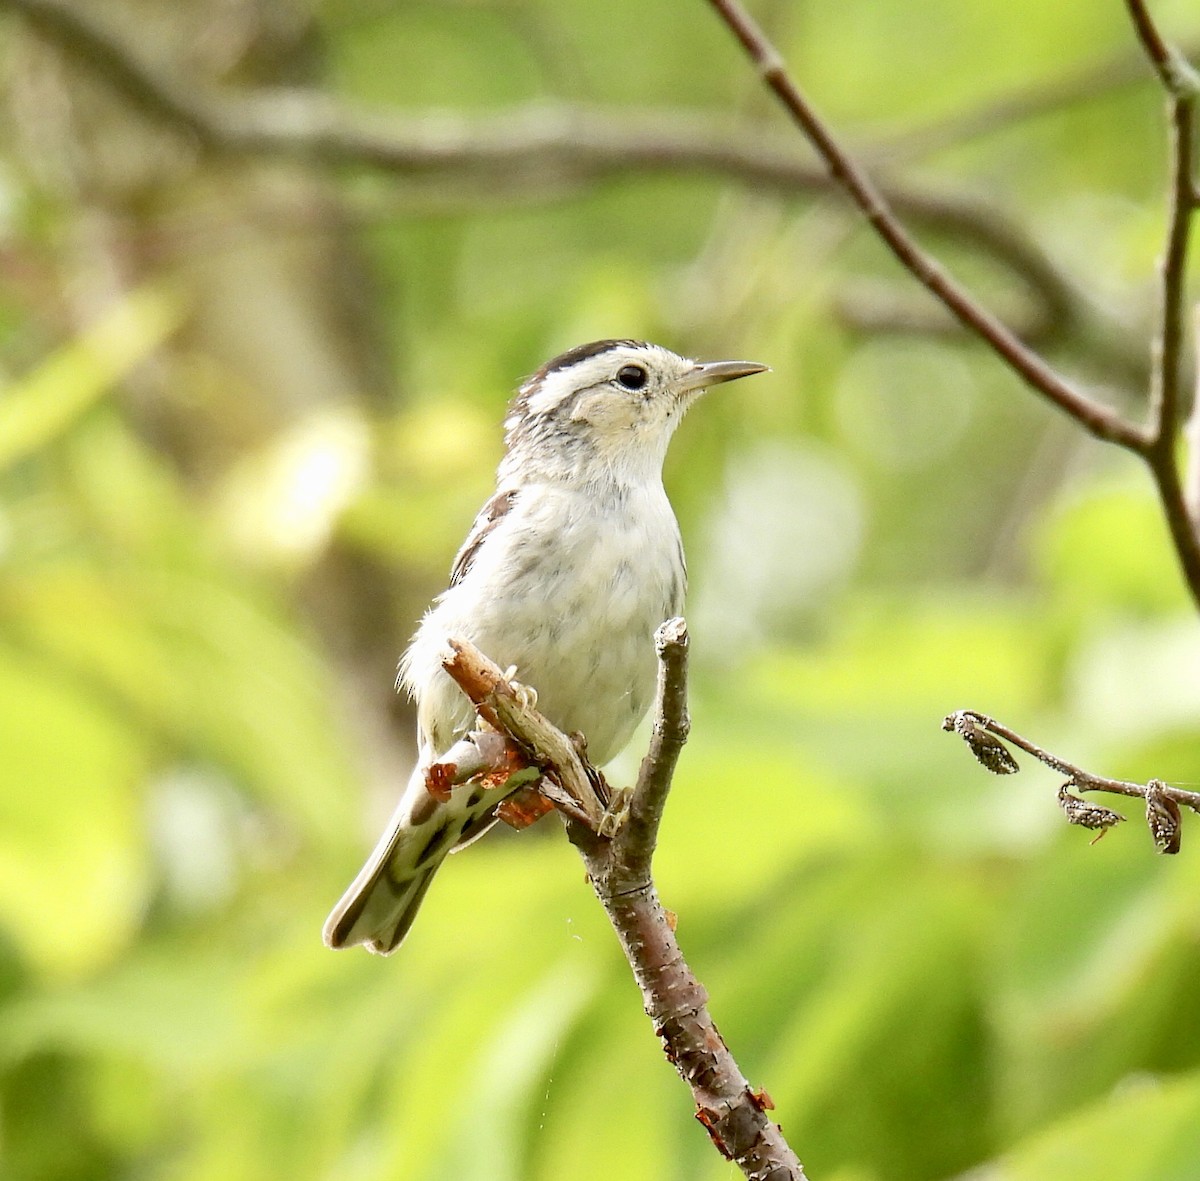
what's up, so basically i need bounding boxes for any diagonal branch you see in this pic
[704,0,1200,611]
[1125,0,1200,96]
[442,624,807,1181]
[441,638,606,830]
[2,0,1176,451]
[703,0,1150,454]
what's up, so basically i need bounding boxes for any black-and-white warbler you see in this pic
[323,340,767,953]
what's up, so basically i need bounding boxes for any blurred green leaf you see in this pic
[997,1072,1200,1181]
[0,287,182,474]
[0,642,148,978]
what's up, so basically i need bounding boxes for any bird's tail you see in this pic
[323,767,456,955]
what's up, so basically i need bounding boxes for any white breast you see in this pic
[403,479,685,765]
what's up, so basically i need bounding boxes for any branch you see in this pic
[605,616,691,890]
[1125,0,1200,97]
[441,638,606,830]
[703,0,1149,453]
[3,0,1176,448]
[1125,1,1200,600]
[442,624,807,1181]
[4,0,1153,396]
[705,0,1200,612]
[1190,306,1200,520]
[1147,98,1194,448]
[944,709,1199,854]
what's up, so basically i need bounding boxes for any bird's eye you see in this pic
[616,364,648,391]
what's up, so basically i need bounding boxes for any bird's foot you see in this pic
[598,786,632,838]
[502,665,539,711]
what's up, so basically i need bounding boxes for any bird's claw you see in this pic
[502,665,539,711]
[598,786,632,838]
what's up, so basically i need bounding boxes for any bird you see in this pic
[323,339,768,954]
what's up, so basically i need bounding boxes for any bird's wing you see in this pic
[448,487,519,587]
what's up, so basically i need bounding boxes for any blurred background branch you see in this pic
[0,0,1160,398]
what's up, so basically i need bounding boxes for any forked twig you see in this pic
[442,622,807,1181]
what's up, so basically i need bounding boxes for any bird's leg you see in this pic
[598,788,632,838]
[568,730,628,837]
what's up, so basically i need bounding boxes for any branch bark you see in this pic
[1125,0,1200,603]
[703,0,1150,454]
[442,622,807,1181]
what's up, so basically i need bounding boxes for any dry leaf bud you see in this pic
[1056,783,1124,832]
[1145,779,1182,855]
[944,712,1019,774]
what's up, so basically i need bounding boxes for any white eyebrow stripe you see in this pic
[522,355,615,416]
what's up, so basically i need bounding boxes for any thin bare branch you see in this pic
[703,0,1149,453]
[705,0,1200,610]
[1125,0,1200,97]
[944,708,1200,819]
[606,617,691,890]
[867,37,1200,165]
[7,0,1160,403]
[567,625,805,1181]
[441,638,606,830]
[1147,95,1194,453]
[3,0,216,141]
[1189,306,1200,519]
[1123,0,1200,603]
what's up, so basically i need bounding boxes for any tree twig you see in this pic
[3,0,1157,399]
[944,709,1200,854]
[703,0,1150,454]
[1125,0,1200,96]
[443,624,807,1181]
[3,0,1179,455]
[864,37,1200,165]
[1189,305,1200,520]
[441,638,605,830]
[604,616,692,890]
[1124,0,1200,600]
[704,0,1200,612]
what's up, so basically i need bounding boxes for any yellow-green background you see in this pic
[2,1,1199,1178]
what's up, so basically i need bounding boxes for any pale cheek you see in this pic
[571,392,638,432]
[571,396,675,447]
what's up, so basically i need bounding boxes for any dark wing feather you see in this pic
[449,488,518,587]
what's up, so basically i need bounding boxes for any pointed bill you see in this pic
[679,359,770,393]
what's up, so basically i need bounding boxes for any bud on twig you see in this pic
[1056,783,1125,841]
[943,711,1019,774]
[1145,779,1183,854]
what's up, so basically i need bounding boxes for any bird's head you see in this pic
[500,339,767,484]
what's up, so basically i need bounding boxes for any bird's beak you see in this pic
[679,359,770,393]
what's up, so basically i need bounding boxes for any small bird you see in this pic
[323,340,767,953]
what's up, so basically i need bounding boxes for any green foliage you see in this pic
[2,0,1200,1179]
